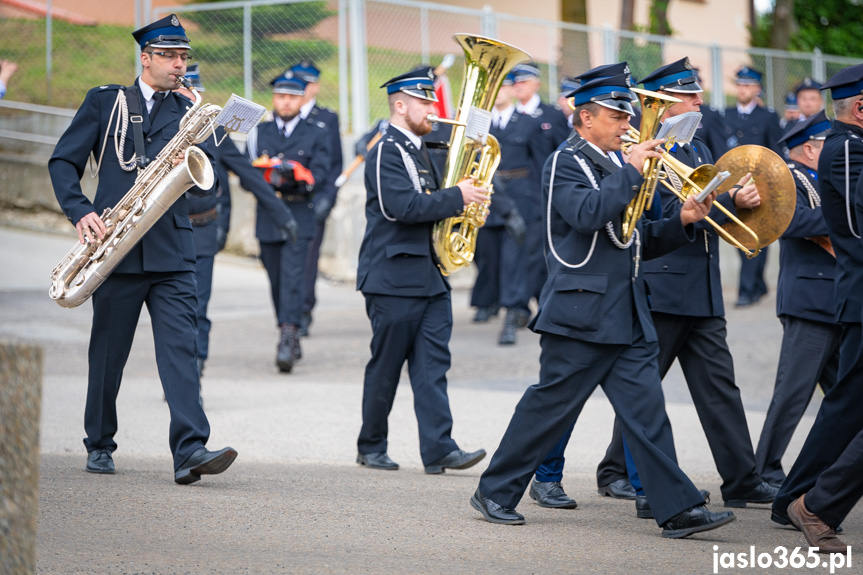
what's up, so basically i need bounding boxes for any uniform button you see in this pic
[298,150,304,156]
[737,130,744,138]
[709,254,714,260]
[577,289,584,292]
[662,265,669,270]
[818,272,823,276]
[147,137,152,143]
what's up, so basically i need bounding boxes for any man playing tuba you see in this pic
[354,66,488,474]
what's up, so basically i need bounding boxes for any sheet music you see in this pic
[465,107,492,141]
[214,94,267,135]
[656,111,702,146]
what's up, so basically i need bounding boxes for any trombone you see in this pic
[622,130,794,258]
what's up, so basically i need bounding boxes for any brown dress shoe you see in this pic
[786,494,848,553]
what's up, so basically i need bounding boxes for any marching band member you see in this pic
[773,63,863,553]
[471,71,735,538]
[49,14,237,483]
[247,69,331,373]
[755,110,839,487]
[597,58,778,514]
[355,66,487,474]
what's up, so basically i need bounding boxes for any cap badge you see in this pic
[171,15,180,26]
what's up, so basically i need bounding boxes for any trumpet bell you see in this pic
[714,145,795,251]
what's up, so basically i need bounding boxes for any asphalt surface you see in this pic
[2,225,859,574]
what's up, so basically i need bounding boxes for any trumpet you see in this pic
[622,130,795,258]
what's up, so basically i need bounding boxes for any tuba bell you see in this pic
[428,34,530,276]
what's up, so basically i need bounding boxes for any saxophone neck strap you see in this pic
[123,85,151,169]
[567,131,620,175]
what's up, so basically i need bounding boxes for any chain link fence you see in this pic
[2,0,862,129]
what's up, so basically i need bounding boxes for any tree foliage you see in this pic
[751,0,863,57]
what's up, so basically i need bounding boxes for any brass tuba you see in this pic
[618,88,681,242]
[48,77,222,308]
[429,34,530,276]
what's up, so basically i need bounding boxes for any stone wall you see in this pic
[0,341,44,575]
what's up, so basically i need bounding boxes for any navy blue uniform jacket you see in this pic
[724,105,784,156]
[488,110,545,225]
[50,82,216,274]
[776,163,837,323]
[531,143,696,345]
[309,104,343,207]
[356,130,465,297]
[248,117,331,241]
[642,136,737,318]
[817,120,863,323]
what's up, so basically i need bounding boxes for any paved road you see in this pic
[3,226,857,574]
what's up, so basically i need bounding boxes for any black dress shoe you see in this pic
[86,449,115,474]
[661,505,736,539]
[174,446,238,485]
[425,448,486,474]
[529,480,577,509]
[724,481,779,508]
[356,452,399,470]
[597,478,636,500]
[636,489,710,519]
[473,307,493,323]
[276,324,294,373]
[299,312,312,337]
[470,488,525,525]
[735,295,754,308]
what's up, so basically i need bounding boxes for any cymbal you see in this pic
[714,145,795,254]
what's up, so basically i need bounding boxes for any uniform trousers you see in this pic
[755,315,841,485]
[738,247,769,301]
[85,271,210,470]
[193,254,215,362]
[775,322,863,527]
[470,226,503,309]
[597,313,762,499]
[358,292,459,466]
[478,322,705,525]
[498,217,542,313]
[303,220,326,315]
[259,237,312,326]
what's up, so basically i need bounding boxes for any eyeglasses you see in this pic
[147,51,193,63]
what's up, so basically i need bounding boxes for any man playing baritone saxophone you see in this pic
[355,66,487,473]
[471,72,737,538]
[48,14,238,484]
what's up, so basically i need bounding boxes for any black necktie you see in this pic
[419,142,433,170]
[150,92,166,121]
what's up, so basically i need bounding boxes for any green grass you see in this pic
[0,16,498,135]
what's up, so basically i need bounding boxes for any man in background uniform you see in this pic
[179,65,299,378]
[724,66,783,308]
[291,60,343,338]
[755,111,839,488]
[470,73,529,327]
[494,63,568,344]
[246,70,331,373]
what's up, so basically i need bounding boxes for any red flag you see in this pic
[433,74,453,119]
